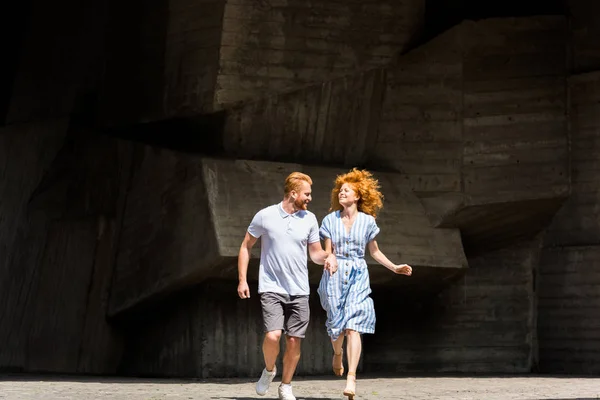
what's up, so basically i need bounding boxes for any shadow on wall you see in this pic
[103,112,227,155]
[420,0,567,45]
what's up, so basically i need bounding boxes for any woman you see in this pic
[317,168,412,399]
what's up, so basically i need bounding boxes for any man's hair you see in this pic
[284,172,313,196]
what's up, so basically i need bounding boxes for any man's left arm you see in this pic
[308,242,338,274]
[307,216,337,273]
[308,241,328,265]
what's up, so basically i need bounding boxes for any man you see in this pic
[237,172,337,400]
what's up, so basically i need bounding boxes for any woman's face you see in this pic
[338,183,359,207]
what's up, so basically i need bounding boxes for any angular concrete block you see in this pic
[109,148,221,317]
[110,155,467,317]
[421,192,568,255]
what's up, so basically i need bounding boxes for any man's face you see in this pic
[292,181,312,211]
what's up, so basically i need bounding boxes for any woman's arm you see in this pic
[367,239,412,276]
[324,238,332,254]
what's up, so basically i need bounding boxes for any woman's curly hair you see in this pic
[329,168,384,217]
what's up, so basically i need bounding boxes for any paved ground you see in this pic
[0,374,599,400]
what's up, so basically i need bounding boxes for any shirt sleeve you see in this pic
[366,216,380,243]
[247,211,265,238]
[319,213,332,240]
[308,215,320,244]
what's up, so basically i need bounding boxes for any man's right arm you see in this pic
[237,231,258,299]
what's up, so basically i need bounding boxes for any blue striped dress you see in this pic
[317,211,380,340]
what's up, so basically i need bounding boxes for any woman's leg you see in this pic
[344,329,361,397]
[331,333,345,376]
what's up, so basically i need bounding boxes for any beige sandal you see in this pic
[332,350,344,376]
[343,371,356,399]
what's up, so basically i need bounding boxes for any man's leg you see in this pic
[257,293,285,396]
[261,292,286,370]
[263,330,282,372]
[281,295,310,384]
[281,335,302,384]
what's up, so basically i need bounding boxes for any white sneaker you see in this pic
[255,366,277,396]
[278,383,296,400]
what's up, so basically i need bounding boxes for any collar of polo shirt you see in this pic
[278,202,303,218]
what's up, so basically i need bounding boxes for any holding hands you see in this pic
[324,253,338,276]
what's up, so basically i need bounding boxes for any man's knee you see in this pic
[265,330,282,344]
[285,335,302,350]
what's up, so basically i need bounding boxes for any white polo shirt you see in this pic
[248,202,320,296]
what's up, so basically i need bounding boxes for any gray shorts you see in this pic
[260,292,310,338]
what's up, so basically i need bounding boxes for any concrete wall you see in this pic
[101,0,425,123]
[0,0,33,124]
[6,0,107,124]
[0,0,127,374]
[222,69,386,166]
[374,25,463,194]
[374,16,569,256]
[568,0,600,73]
[100,0,169,125]
[0,122,128,373]
[2,0,597,378]
[163,0,226,117]
[215,0,425,106]
[368,237,539,373]
[119,231,536,378]
[538,71,600,374]
[1,121,68,371]
[109,148,221,317]
[110,156,467,317]
[217,16,568,206]
[535,4,600,374]
[375,16,568,199]
[461,17,568,202]
[118,280,333,378]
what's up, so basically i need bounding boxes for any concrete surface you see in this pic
[1,374,599,399]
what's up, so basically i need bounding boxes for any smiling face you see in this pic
[338,182,359,208]
[329,168,383,217]
[292,180,312,211]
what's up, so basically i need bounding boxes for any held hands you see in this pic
[324,253,338,276]
[237,281,250,299]
[391,263,412,276]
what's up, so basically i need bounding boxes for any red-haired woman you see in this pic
[318,168,412,399]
